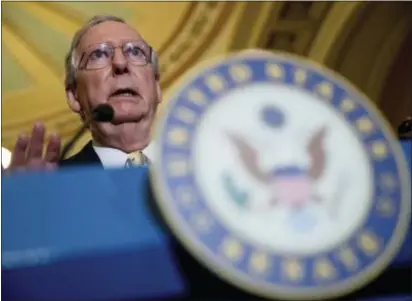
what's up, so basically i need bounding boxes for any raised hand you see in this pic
[6,122,61,172]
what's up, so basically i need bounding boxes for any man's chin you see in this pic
[112,111,147,124]
[110,114,145,125]
[107,96,140,110]
[108,102,148,124]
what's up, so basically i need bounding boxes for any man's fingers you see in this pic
[45,162,59,171]
[7,123,60,173]
[10,134,30,168]
[27,122,45,159]
[44,133,61,163]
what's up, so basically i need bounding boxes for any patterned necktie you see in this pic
[125,151,147,168]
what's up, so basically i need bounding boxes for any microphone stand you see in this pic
[59,105,114,161]
[59,122,91,161]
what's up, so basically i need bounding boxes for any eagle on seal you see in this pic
[227,127,327,211]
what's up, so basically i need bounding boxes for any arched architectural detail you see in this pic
[308,2,412,103]
[379,30,412,129]
[228,2,334,55]
[308,2,365,64]
[157,2,233,88]
[227,1,412,130]
[228,2,283,51]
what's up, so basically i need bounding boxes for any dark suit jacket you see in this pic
[59,141,102,168]
[60,142,411,301]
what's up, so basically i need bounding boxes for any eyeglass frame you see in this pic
[75,40,155,72]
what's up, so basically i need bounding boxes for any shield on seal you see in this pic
[150,50,411,300]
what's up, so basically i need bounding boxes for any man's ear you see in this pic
[155,81,162,104]
[66,88,81,113]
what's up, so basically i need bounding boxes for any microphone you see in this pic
[59,104,114,161]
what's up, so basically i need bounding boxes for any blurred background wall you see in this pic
[2,1,412,157]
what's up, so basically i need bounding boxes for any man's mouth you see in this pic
[110,88,138,98]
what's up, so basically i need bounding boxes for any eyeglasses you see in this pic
[77,41,154,71]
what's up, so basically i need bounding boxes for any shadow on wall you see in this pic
[379,29,412,131]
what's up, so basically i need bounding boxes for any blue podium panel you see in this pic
[2,166,185,301]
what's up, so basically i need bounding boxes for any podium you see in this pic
[2,140,411,301]
[2,167,185,301]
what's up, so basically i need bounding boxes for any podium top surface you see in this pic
[2,166,166,268]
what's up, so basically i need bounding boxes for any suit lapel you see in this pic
[59,141,103,168]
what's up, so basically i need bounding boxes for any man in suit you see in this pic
[6,15,160,171]
[4,14,258,300]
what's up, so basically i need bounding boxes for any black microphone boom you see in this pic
[92,104,115,122]
[59,104,114,161]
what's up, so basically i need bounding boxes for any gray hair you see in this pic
[64,15,159,91]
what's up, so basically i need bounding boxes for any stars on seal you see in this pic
[167,126,189,146]
[379,173,398,191]
[337,247,359,271]
[376,197,396,217]
[167,156,190,177]
[221,237,244,262]
[371,140,388,160]
[249,251,271,274]
[315,81,334,99]
[314,258,336,281]
[340,98,356,113]
[282,259,304,282]
[265,63,284,79]
[205,74,226,92]
[174,106,197,124]
[191,212,214,233]
[294,69,307,85]
[176,186,196,207]
[358,231,380,257]
[356,117,374,134]
[187,88,208,106]
[229,64,252,83]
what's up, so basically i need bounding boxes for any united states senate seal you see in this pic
[151,50,411,300]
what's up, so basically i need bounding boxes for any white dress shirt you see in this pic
[93,143,154,169]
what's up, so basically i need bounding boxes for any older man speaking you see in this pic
[7,15,160,171]
[4,15,251,300]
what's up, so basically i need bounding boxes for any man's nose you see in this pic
[111,49,129,75]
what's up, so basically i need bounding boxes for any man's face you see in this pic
[69,21,160,125]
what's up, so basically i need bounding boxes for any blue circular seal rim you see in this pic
[151,51,411,300]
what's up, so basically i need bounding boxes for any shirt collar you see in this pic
[92,142,154,169]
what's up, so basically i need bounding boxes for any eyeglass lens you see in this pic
[83,42,149,70]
